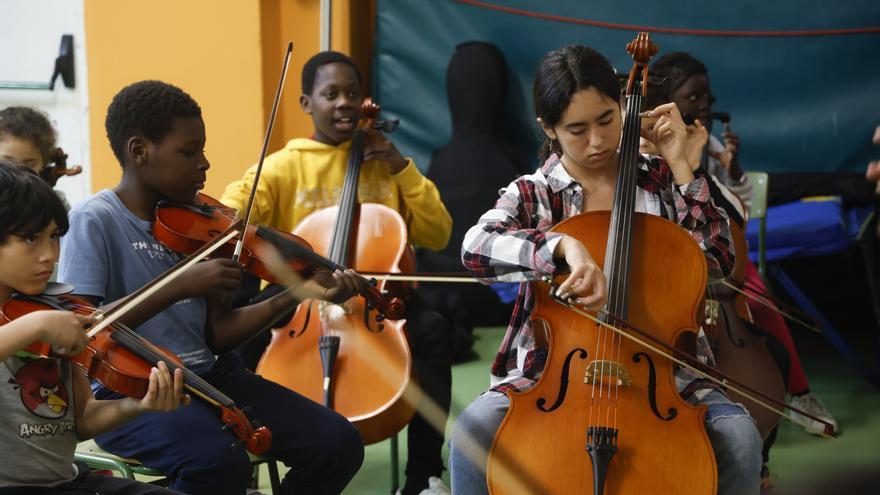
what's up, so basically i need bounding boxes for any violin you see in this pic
[257,98,417,445]
[153,192,405,322]
[40,147,83,187]
[0,292,272,455]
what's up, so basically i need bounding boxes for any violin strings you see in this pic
[112,327,232,406]
[70,302,235,407]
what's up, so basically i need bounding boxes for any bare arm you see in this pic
[205,268,364,353]
[73,361,188,439]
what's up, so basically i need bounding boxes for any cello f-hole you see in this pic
[536,347,589,413]
[290,301,313,338]
[632,352,677,421]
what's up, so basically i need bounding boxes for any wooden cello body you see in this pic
[487,213,717,494]
[487,33,716,494]
[708,221,785,438]
[256,100,416,445]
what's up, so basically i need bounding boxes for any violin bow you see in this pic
[719,279,823,333]
[84,221,244,338]
[231,41,294,264]
[542,277,838,438]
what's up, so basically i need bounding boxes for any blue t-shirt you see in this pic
[58,189,213,375]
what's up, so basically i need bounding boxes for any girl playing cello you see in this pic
[449,44,763,494]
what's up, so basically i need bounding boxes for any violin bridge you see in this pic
[584,360,632,387]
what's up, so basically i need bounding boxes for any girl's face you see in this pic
[542,87,622,173]
[0,134,44,173]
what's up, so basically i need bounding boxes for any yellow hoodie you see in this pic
[221,138,452,251]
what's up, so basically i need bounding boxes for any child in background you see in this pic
[0,106,83,207]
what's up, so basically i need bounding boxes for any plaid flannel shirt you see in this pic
[461,154,734,399]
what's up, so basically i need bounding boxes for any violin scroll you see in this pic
[221,407,272,454]
[40,147,83,187]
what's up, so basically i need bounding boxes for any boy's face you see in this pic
[671,74,714,132]
[300,62,363,146]
[0,222,60,299]
[136,116,209,204]
[0,134,45,173]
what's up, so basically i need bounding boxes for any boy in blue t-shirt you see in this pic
[0,162,185,494]
[58,80,366,495]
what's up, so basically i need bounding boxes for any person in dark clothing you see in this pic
[418,42,528,361]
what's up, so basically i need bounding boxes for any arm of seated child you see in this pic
[0,310,91,361]
[204,268,366,353]
[73,360,189,440]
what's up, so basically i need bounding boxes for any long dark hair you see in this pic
[532,45,620,162]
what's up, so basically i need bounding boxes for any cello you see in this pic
[705,221,786,438]
[256,99,417,445]
[486,33,717,494]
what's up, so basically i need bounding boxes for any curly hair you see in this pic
[0,160,68,244]
[301,51,361,95]
[0,106,58,165]
[105,80,202,164]
[650,52,708,99]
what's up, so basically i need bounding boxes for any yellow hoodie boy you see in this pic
[221,138,451,251]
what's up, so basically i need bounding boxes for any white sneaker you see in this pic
[420,476,451,495]
[789,392,839,436]
[395,476,451,495]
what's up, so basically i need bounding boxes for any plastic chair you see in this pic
[75,441,282,493]
[745,171,769,278]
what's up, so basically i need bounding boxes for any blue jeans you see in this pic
[449,390,762,495]
[95,354,364,495]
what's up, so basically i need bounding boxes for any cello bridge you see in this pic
[584,360,632,387]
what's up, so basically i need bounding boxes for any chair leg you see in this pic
[267,460,282,494]
[770,264,880,387]
[390,433,400,494]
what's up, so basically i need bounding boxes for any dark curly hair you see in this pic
[301,51,361,95]
[105,80,202,165]
[0,160,68,244]
[650,52,708,100]
[532,45,620,162]
[0,106,58,165]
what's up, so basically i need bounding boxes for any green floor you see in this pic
[318,324,880,494]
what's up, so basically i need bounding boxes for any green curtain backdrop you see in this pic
[373,0,880,174]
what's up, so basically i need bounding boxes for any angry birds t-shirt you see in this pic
[0,354,77,487]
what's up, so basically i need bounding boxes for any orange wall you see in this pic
[85,0,374,199]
